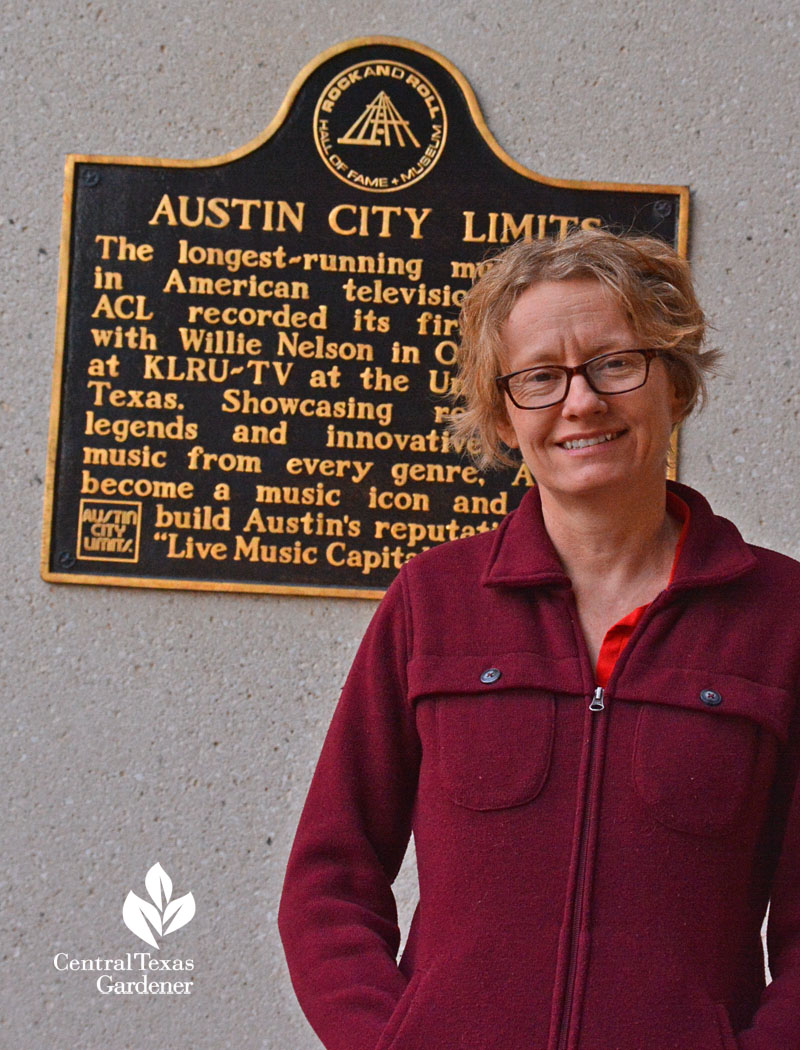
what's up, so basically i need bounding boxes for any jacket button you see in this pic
[480,668,502,684]
[700,688,722,706]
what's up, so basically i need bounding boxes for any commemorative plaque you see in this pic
[42,37,689,598]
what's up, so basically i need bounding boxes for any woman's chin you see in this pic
[536,464,636,503]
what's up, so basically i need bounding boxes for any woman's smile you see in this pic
[557,429,628,452]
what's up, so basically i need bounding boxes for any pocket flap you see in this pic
[407,651,583,702]
[616,667,793,741]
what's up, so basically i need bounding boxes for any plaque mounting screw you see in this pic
[82,171,100,187]
[653,199,672,219]
[58,551,76,568]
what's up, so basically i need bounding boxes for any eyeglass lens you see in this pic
[506,351,649,407]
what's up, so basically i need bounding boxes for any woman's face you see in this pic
[496,278,682,504]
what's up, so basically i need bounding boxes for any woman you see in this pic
[279,230,800,1050]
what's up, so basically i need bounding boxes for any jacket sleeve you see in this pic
[738,698,800,1050]
[278,569,421,1050]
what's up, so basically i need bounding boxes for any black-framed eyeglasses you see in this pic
[496,349,667,410]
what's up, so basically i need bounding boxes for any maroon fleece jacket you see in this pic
[279,481,800,1050]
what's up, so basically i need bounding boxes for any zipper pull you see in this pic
[589,686,605,712]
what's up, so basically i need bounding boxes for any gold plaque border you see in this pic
[41,35,689,600]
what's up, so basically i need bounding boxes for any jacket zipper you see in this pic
[556,685,605,1050]
[553,585,676,1048]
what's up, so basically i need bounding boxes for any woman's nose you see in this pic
[560,373,608,417]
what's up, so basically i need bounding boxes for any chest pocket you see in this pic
[626,671,792,837]
[408,653,565,811]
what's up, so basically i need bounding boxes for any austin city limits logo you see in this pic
[53,862,196,995]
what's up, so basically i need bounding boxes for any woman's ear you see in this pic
[670,392,690,428]
[664,362,690,427]
[496,416,520,449]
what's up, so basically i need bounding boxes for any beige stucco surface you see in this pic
[2,1,798,1048]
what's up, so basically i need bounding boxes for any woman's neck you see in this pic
[539,479,683,673]
[539,478,680,596]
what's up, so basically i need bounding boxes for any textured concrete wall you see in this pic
[3,2,798,1048]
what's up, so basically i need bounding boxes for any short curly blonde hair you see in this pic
[449,228,721,469]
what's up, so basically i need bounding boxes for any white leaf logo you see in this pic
[123,892,162,949]
[145,862,173,909]
[123,862,195,949]
[163,893,196,935]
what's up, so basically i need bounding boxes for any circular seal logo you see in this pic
[313,60,447,192]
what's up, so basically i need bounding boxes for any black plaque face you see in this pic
[42,36,688,598]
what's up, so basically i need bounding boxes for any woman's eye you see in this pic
[526,369,560,385]
[597,354,637,374]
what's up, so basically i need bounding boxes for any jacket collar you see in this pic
[481,480,758,591]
